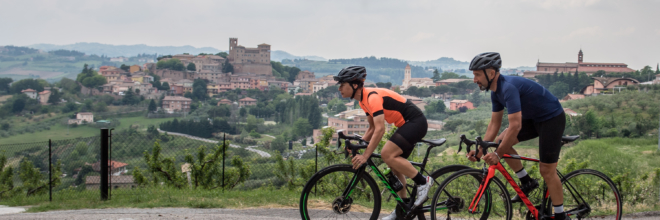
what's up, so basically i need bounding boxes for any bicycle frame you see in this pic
[468,153,590,220]
[468,155,540,219]
[339,138,448,216]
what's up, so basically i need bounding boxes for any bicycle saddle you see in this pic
[420,138,446,146]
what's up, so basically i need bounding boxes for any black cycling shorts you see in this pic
[389,115,428,159]
[516,111,566,163]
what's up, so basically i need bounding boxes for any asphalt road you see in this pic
[2,208,658,220]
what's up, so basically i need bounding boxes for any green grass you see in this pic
[0,187,300,213]
[0,115,176,145]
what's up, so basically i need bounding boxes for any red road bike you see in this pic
[429,135,622,220]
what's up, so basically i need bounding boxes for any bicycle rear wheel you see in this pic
[557,169,622,220]
[430,168,512,220]
[300,164,381,220]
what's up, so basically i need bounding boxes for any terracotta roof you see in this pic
[239,97,257,102]
[450,100,471,104]
[91,160,128,173]
[578,66,635,73]
[537,62,578,67]
[38,90,51,95]
[86,175,134,184]
[436,79,472,83]
[21,89,36,93]
[409,78,433,82]
[563,94,585,100]
[163,96,192,101]
[220,99,231,102]
[592,77,640,87]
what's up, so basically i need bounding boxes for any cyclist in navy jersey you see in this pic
[466,52,569,220]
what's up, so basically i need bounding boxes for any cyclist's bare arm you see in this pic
[362,115,376,141]
[484,110,504,141]
[362,114,385,157]
[496,111,522,155]
[468,110,503,161]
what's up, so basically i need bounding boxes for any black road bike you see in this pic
[299,130,486,220]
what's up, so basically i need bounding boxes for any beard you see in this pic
[478,83,488,91]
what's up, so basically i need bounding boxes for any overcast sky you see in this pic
[1,0,658,69]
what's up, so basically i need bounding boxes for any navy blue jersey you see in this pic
[491,75,564,122]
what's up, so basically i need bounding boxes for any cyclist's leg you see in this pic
[540,162,562,204]
[537,112,566,208]
[382,141,413,199]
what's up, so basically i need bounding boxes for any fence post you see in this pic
[100,129,109,201]
[49,139,52,202]
[222,133,226,193]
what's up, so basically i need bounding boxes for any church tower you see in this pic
[402,64,411,89]
[578,49,583,64]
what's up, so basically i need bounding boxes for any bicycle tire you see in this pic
[300,164,382,220]
[430,168,513,220]
[553,169,622,220]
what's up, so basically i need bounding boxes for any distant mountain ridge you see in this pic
[26,42,328,61]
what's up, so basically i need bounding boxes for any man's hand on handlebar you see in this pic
[466,147,484,162]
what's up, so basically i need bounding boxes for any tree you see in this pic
[222,60,234,73]
[161,82,170,91]
[425,100,446,114]
[47,89,61,105]
[148,99,157,112]
[10,78,44,94]
[216,52,228,58]
[192,79,208,100]
[12,98,26,113]
[122,88,140,105]
[239,108,247,117]
[293,118,312,139]
[431,69,441,82]
[120,64,130,72]
[327,98,347,114]
[156,59,185,71]
[94,102,108,112]
[0,78,12,94]
[549,82,570,99]
[272,135,287,153]
[187,63,196,71]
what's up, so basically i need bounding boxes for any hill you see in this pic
[28,42,221,57]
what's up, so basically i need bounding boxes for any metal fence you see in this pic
[0,128,326,203]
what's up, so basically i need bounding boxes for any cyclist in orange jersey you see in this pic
[334,66,432,220]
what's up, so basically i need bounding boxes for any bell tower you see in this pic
[578,49,583,64]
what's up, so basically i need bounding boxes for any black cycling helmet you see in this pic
[334,66,367,99]
[469,52,502,91]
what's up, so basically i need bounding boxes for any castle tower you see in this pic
[578,49,583,64]
[229,38,238,62]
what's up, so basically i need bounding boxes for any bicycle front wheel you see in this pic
[430,168,512,220]
[300,164,382,220]
[559,169,622,220]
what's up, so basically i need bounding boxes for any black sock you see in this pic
[515,168,532,185]
[554,203,565,220]
[412,172,426,185]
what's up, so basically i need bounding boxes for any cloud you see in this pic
[615,27,635,36]
[536,0,602,9]
[567,26,602,39]
[409,32,435,42]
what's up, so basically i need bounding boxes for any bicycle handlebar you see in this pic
[337,130,369,158]
[458,134,500,162]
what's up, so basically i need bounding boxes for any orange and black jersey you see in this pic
[358,88,424,127]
